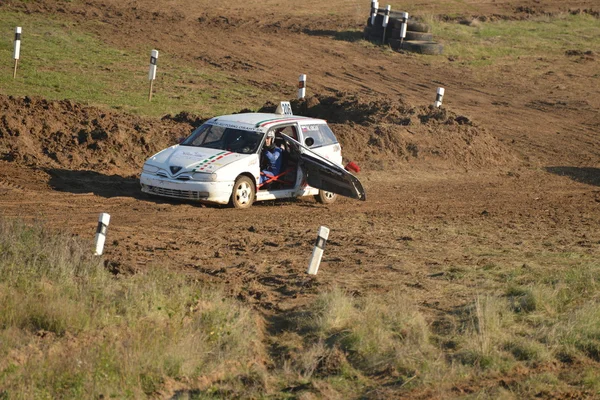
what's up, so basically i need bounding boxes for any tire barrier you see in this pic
[363,6,442,55]
[389,39,444,55]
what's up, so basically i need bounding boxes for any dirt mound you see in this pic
[0,94,517,176]
[0,95,191,176]
[263,94,518,170]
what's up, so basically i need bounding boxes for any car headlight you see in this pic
[142,164,159,173]
[192,172,218,182]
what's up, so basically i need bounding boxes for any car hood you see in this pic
[146,145,250,174]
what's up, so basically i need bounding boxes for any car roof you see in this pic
[208,113,327,131]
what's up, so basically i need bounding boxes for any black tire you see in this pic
[230,176,255,209]
[367,35,378,42]
[388,38,402,50]
[363,26,372,39]
[393,20,431,33]
[400,40,444,55]
[315,190,337,204]
[391,29,433,41]
[407,21,431,32]
[369,26,383,37]
[405,31,433,41]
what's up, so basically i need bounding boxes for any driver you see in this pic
[260,131,283,184]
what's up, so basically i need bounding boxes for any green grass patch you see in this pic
[433,14,600,66]
[0,12,269,117]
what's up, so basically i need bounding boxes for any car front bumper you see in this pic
[140,173,234,205]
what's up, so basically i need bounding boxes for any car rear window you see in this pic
[300,124,338,148]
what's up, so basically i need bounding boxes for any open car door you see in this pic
[281,134,366,201]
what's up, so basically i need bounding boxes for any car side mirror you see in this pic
[304,137,314,147]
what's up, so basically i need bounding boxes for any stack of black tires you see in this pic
[363,11,443,55]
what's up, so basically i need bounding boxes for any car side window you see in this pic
[277,126,298,140]
[300,124,338,148]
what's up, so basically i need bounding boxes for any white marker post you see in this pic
[297,74,307,100]
[399,12,409,47]
[434,87,445,108]
[307,226,329,275]
[370,0,378,25]
[382,5,391,44]
[148,49,158,101]
[13,27,21,79]
[94,213,111,256]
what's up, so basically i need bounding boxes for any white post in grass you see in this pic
[382,5,391,44]
[399,12,409,47]
[94,213,111,256]
[297,74,307,100]
[13,27,21,79]
[370,0,378,25]
[148,49,158,101]
[434,87,445,108]
[307,226,329,275]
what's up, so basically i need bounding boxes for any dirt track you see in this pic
[1,0,599,397]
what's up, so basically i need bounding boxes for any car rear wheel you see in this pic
[231,176,255,209]
[315,190,337,204]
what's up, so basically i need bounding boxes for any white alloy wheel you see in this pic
[315,190,337,204]
[231,176,255,209]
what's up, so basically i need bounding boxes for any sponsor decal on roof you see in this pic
[210,121,261,131]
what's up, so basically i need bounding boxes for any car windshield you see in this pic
[180,123,263,154]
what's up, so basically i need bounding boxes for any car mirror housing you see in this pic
[304,137,314,147]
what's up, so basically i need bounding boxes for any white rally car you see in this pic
[140,103,365,208]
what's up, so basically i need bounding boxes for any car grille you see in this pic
[155,172,190,181]
[145,185,208,200]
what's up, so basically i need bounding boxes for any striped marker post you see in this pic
[434,87,445,108]
[370,0,378,26]
[399,12,409,47]
[307,226,329,275]
[13,27,21,79]
[382,5,391,44]
[94,213,111,256]
[148,49,158,101]
[297,74,307,100]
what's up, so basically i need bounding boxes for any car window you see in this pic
[276,126,297,140]
[300,124,338,148]
[181,124,262,154]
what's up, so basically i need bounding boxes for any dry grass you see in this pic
[293,287,449,390]
[283,281,600,397]
[0,218,261,398]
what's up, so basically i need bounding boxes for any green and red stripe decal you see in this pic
[193,151,233,172]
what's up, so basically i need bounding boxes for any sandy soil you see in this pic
[0,0,599,397]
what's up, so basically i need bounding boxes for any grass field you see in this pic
[0,12,270,117]
[1,12,598,116]
[1,216,599,397]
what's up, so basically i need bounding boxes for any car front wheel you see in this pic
[315,190,337,204]
[231,176,255,209]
